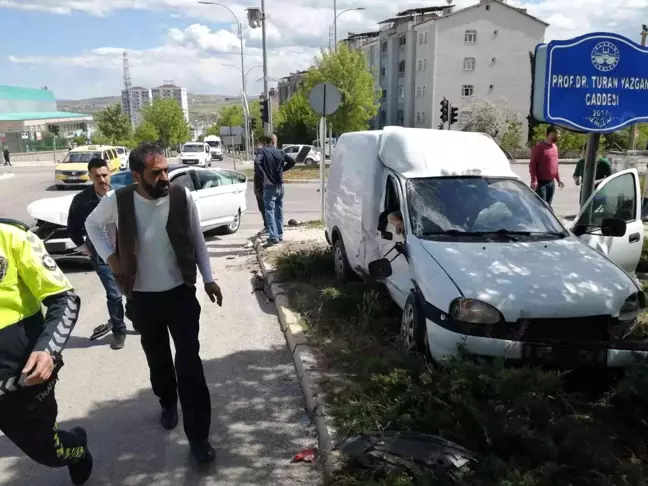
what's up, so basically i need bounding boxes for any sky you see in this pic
[1,0,647,100]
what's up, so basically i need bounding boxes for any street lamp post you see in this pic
[246,4,272,135]
[198,1,250,161]
[333,7,365,52]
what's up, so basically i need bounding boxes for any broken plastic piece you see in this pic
[292,448,317,463]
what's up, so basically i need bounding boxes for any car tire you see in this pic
[333,238,355,283]
[305,158,315,165]
[221,209,241,235]
[401,293,427,354]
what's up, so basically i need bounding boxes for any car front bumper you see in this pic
[426,318,648,369]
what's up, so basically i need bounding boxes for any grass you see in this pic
[271,245,648,486]
[243,164,328,182]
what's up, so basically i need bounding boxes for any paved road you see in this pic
[0,156,322,485]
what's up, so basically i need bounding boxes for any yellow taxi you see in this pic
[54,145,122,190]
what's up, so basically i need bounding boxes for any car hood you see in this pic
[27,194,76,226]
[55,163,88,172]
[418,237,637,320]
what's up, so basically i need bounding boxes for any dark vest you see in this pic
[115,184,196,297]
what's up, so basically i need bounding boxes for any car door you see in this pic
[219,169,248,216]
[193,169,235,227]
[378,173,412,308]
[572,168,643,274]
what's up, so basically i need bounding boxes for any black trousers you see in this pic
[0,379,87,467]
[255,188,267,229]
[131,284,211,444]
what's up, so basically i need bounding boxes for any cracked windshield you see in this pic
[1,1,648,485]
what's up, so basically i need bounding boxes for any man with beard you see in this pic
[529,125,564,206]
[84,144,223,463]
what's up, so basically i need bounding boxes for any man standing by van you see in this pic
[529,125,564,205]
[85,144,222,464]
[255,135,295,245]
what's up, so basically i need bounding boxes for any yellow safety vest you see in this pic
[0,221,73,328]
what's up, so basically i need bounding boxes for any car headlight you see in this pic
[55,170,64,175]
[619,293,641,323]
[449,298,503,325]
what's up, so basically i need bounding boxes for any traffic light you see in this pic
[250,118,257,130]
[440,98,449,123]
[260,99,269,124]
[48,124,60,136]
[449,107,458,126]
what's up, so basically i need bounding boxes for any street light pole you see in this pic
[198,1,250,161]
[333,7,365,52]
[261,0,272,135]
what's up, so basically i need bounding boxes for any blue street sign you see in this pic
[532,32,648,133]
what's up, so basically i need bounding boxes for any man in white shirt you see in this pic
[85,144,222,464]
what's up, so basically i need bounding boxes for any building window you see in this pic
[417,86,422,98]
[486,4,491,10]
[462,85,474,97]
[423,59,427,70]
[421,112,426,124]
[381,89,387,100]
[416,112,421,124]
[381,41,387,53]
[419,33,423,45]
[424,32,428,43]
[489,84,495,92]
[398,60,406,75]
[381,66,386,76]
[399,86,405,99]
[418,60,422,71]
[422,85,426,97]
[399,36,406,48]
[397,110,404,126]
[465,29,477,44]
[463,57,476,71]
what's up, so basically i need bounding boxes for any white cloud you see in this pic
[4,0,648,98]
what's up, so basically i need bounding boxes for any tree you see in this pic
[461,99,508,139]
[94,104,131,144]
[303,43,379,133]
[204,104,244,140]
[500,114,524,152]
[529,123,587,155]
[275,91,318,145]
[134,121,159,144]
[141,98,191,148]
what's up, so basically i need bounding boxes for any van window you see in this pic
[406,177,566,238]
[384,176,401,214]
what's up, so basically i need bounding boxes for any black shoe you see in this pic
[110,332,126,350]
[68,427,93,485]
[90,322,113,340]
[160,407,178,430]
[190,440,216,464]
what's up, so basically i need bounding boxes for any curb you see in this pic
[253,237,337,479]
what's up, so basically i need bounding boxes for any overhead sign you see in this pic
[532,32,648,133]
[309,82,342,117]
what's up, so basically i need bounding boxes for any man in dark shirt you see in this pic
[254,135,295,245]
[3,147,11,166]
[253,142,267,234]
[529,125,564,205]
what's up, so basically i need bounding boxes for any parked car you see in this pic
[115,146,131,170]
[325,126,647,369]
[28,165,247,261]
[179,142,211,167]
[204,135,224,160]
[54,145,121,190]
[283,144,321,165]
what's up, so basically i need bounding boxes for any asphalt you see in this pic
[0,156,322,485]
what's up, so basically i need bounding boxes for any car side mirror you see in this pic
[368,258,393,279]
[601,218,626,237]
[571,223,587,237]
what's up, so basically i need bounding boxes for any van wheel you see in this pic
[221,209,241,235]
[401,293,426,353]
[333,238,354,282]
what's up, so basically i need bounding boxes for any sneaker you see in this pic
[89,322,113,341]
[190,440,216,464]
[160,407,179,430]
[68,427,93,485]
[111,332,126,350]
[264,239,279,248]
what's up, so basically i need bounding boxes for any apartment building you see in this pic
[152,83,190,122]
[346,0,548,138]
[278,71,307,105]
[121,86,151,127]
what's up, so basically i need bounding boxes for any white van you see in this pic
[325,126,647,369]
[204,135,223,160]
[179,142,211,167]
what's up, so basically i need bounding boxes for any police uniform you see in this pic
[0,219,92,484]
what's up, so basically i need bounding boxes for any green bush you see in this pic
[274,247,334,280]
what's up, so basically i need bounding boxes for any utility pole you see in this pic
[261,0,272,135]
[333,0,337,51]
[628,25,648,152]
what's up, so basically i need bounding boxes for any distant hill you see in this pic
[57,93,241,126]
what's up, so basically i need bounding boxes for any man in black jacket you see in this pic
[254,135,295,245]
[67,158,127,349]
[253,142,267,234]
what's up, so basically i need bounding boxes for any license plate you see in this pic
[66,178,82,183]
[522,343,608,367]
[46,241,68,253]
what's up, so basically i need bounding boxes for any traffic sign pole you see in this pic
[319,116,326,221]
[581,133,601,209]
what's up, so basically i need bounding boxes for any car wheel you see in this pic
[222,209,241,235]
[333,238,355,282]
[401,293,427,354]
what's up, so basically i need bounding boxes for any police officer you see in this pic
[0,219,92,485]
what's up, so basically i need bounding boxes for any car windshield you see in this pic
[206,141,220,147]
[111,171,134,189]
[182,144,203,153]
[62,152,101,163]
[407,177,566,239]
